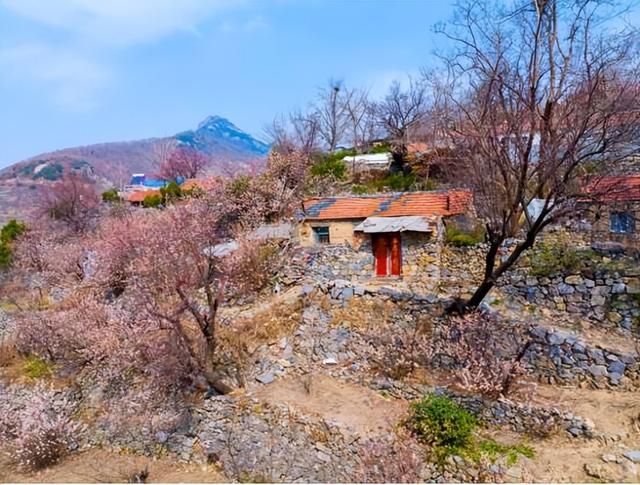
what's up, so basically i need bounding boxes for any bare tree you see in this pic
[376,78,428,164]
[316,79,349,152]
[40,172,101,232]
[290,109,321,155]
[156,146,209,180]
[148,138,178,168]
[435,0,640,313]
[345,87,378,151]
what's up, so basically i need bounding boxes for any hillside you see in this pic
[0,116,270,223]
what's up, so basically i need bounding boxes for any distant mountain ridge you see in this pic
[0,115,270,224]
[0,115,270,185]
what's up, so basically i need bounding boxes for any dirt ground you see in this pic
[0,448,225,483]
[512,384,640,482]
[251,373,409,436]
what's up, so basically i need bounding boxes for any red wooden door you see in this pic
[373,234,389,276]
[390,233,402,276]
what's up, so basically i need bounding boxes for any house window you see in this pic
[610,211,635,234]
[313,226,330,244]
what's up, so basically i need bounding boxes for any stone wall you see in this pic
[287,230,442,292]
[525,325,639,387]
[368,380,597,439]
[501,269,640,330]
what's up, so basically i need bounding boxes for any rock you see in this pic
[316,451,331,462]
[623,451,640,463]
[565,275,584,285]
[601,453,618,463]
[591,293,606,306]
[256,373,275,384]
[558,283,575,295]
[568,427,582,437]
[531,326,548,340]
[341,287,354,299]
[612,283,627,294]
[547,331,570,345]
[584,463,615,481]
[353,285,365,296]
[155,431,168,443]
[607,312,623,324]
[587,348,606,364]
[608,361,626,375]
[301,285,314,296]
[588,364,608,377]
[322,356,338,365]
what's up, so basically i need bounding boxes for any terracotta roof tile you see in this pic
[582,175,640,203]
[127,189,161,203]
[303,190,473,220]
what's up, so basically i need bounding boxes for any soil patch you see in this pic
[0,448,225,483]
[251,374,408,436]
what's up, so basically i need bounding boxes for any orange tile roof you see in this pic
[408,142,429,154]
[127,189,161,203]
[303,190,474,220]
[582,175,640,203]
[181,178,216,191]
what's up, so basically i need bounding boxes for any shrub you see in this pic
[1,219,26,242]
[160,181,183,201]
[0,386,81,470]
[526,241,598,276]
[22,355,52,379]
[310,158,347,180]
[0,219,26,268]
[101,188,122,203]
[142,194,163,208]
[407,394,477,454]
[445,225,485,247]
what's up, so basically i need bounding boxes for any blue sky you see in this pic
[1,1,638,168]
[0,0,459,167]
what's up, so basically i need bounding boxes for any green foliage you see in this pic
[310,158,348,180]
[326,148,356,163]
[1,219,26,242]
[228,175,253,197]
[407,394,478,454]
[369,142,392,154]
[351,173,433,194]
[101,188,122,203]
[142,194,163,208]
[33,163,64,181]
[0,243,12,268]
[160,181,183,201]
[474,440,535,466]
[445,225,485,247]
[22,355,52,379]
[525,241,599,276]
[0,219,26,268]
[351,184,368,195]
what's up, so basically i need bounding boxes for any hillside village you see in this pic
[1,1,640,484]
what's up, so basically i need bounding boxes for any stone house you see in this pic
[578,175,640,250]
[297,190,474,283]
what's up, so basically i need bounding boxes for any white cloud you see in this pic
[0,0,244,47]
[219,15,270,34]
[0,44,111,111]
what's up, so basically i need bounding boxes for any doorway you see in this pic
[372,233,401,277]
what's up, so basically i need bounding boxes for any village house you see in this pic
[297,189,474,283]
[578,175,640,251]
